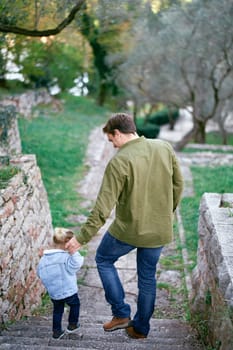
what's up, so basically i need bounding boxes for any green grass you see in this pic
[181,131,233,269]
[183,131,233,151]
[183,148,233,154]
[0,166,19,189]
[18,93,109,227]
[180,165,233,269]
[206,131,233,146]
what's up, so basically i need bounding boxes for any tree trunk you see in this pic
[167,109,175,131]
[133,103,138,121]
[219,124,228,145]
[97,82,107,106]
[0,78,7,88]
[168,116,176,130]
[174,118,207,151]
[174,128,196,151]
[193,119,206,144]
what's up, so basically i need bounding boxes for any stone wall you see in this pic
[191,193,233,350]
[0,105,21,156]
[0,155,53,323]
[0,89,54,119]
[0,89,62,157]
[0,89,61,323]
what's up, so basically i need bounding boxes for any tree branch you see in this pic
[0,0,86,37]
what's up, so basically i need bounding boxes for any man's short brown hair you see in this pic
[103,113,136,135]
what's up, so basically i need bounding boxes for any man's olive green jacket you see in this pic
[78,136,184,248]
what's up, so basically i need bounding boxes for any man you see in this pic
[66,113,184,339]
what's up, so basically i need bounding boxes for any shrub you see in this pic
[136,122,160,138]
[148,108,179,126]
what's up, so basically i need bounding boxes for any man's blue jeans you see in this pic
[51,293,80,332]
[95,232,163,336]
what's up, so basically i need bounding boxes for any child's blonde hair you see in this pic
[53,227,74,244]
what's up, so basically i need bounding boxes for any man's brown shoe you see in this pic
[126,326,147,339]
[103,316,131,332]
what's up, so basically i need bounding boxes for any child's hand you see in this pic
[65,236,82,254]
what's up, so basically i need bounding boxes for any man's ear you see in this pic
[114,129,121,136]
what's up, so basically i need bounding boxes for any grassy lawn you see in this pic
[18,93,109,227]
[181,131,233,269]
[183,132,233,152]
[206,131,233,145]
[180,165,233,270]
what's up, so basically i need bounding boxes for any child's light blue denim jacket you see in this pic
[37,249,84,300]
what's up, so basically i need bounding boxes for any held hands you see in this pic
[65,236,82,254]
[38,247,44,257]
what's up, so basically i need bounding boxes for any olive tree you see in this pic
[0,0,86,36]
[0,1,87,88]
[0,0,144,104]
[76,0,146,105]
[116,0,233,147]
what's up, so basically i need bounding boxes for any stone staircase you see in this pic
[0,224,205,350]
[0,229,205,350]
[0,314,204,349]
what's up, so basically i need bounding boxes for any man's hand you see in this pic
[65,236,82,254]
[38,247,44,257]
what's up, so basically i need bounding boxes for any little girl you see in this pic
[37,227,84,339]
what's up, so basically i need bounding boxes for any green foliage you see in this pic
[17,38,84,91]
[206,132,233,146]
[32,292,52,316]
[148,108,179,126]
[78,4,131,105]
[0,0,33,25]
[48,41,84,91]
[0,80,27,95]
[154,217,190,320]
[135,107,179,139]
[136,123,160,138]
[18,94,108,227]
[17,40,48,83]
[136,118,160,138]
[183,148,233,154]
[192,166,233,197]
[159,254,184,272]
[0,165,19,189]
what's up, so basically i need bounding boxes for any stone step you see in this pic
[0,337,203,350]
[0,343,204,350]
[2,323,200,341]
[1,316,199,336]
[0,343,203,350]
[0,332,202,346]
[0,316,204,350]
[0,345,91,350]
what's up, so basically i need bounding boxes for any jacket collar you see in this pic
[119,136,145,151]
[43,249,66,254]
